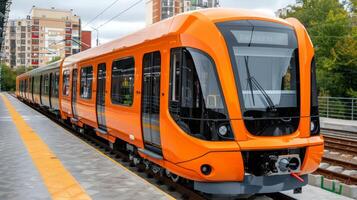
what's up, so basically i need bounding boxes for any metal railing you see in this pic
[318,97,357,120]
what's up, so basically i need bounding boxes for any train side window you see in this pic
[42,74,49,95]
[53,72,59,98]
[31,76,34,95]
[62,70,70,96]
[169,48,233,141]
[111,57,135,106]
[20,80,23,94]
[24,79,27,94]
[40,75,43,96]
[80,66,93,99]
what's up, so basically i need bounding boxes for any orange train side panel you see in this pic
[300,143,324,175]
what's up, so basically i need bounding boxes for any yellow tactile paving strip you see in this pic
[1,94,91,200]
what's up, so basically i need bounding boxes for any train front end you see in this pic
[165,9,324,195]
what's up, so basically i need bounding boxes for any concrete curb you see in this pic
[308,174,357,199]
[320,117,357,132]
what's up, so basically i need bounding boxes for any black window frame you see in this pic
[79,66,93,99]
[110,57,135,106]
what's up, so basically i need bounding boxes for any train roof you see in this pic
[62,8,290,66]
[17,60,61,79]
[18,8,292,79]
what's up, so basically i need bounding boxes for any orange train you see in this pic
[16,8,324,195]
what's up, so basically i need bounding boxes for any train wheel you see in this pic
[170,173,180,183]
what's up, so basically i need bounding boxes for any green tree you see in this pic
[0,64,16,91]
[284,0,357,97]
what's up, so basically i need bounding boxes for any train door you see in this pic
[31,76,34,101]
[141,51,162,154]
[96,63,107,131]
[49,73,52,109]
[72,69,78,119]
[40,75,43,104]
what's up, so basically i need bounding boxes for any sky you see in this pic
[9,0,296,45]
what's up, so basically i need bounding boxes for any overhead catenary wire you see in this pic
[83,0,122,29]
[94,0,145,29]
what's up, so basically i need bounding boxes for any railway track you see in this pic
[323,136,357,156]
[318,128,357,185]
[315,168,357,185]
[11,93,296,200]
[322,157,357,171]
[321,128,357,141]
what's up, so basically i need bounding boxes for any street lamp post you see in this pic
[91,26,99,46]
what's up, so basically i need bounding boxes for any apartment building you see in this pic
[0,0,11,59]
[3,7,84,68]
[3,18,32,67]
[30,7,81,68]
[146,0,219,25]
[182,0,219,12]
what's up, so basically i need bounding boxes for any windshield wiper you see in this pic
[244,56,277,112]
[243,25,277,112]
[250,76,277,112]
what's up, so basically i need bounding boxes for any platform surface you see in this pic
[0,93,354,200]
[320,117,357,132]
[282,185,353,200]
[0,93,172,200]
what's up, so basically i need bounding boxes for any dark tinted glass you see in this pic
[111,57,135,106]
[80,66,93,99]
[169,48,233,141]
[52,72,59,98]
[42,74,49,95]
[62,70,70,96]
[311,58,319,116]
[217,20,300,136]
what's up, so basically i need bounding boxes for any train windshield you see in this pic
[218,21,300,116]
[218,20,300,136]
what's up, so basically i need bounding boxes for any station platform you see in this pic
[282,184,354,200]
[0,93,172,200]
[321,117,357,132]
[0,92,354,200]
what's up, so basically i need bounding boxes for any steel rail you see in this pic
[315,168,357,185]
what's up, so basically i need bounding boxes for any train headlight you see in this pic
[310,121,316,132]
[310,116,320,136]
[218,125,228,136]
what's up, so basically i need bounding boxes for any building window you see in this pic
[111,57,135,106]
[80,66,93,99]
[62,70,70,96]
